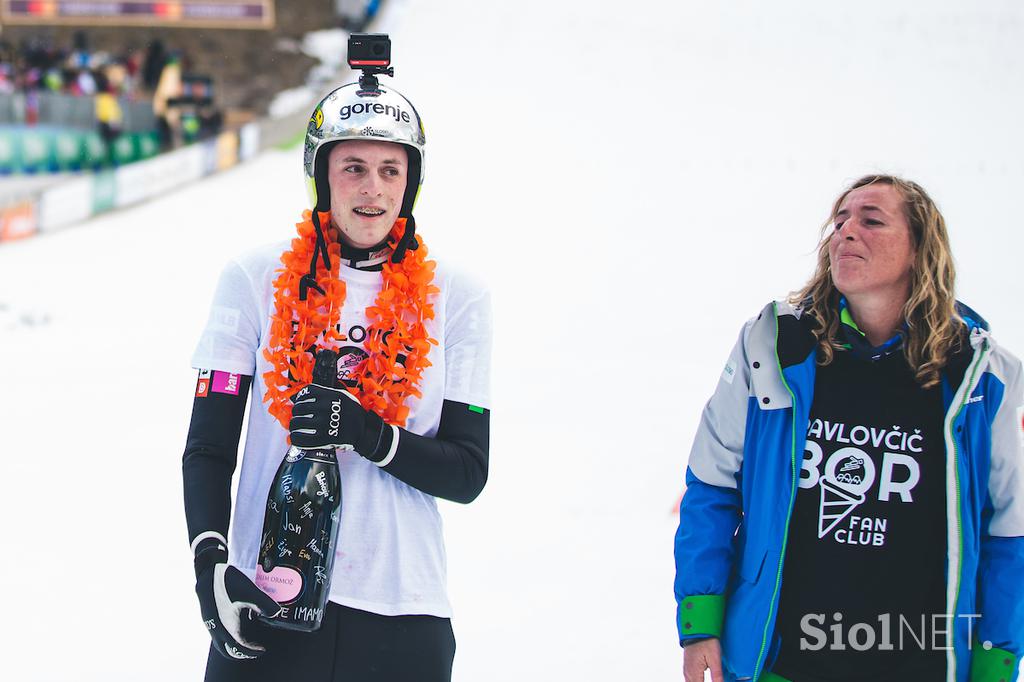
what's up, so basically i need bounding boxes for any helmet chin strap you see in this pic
[299,210,333,301]
[390,158,421,264]
[391,214,419,264]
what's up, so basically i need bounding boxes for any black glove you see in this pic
[288,348,391,460]
[194,538,281,660]
[289,382,364,449]
[289,382,387,457]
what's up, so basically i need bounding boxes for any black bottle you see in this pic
[255,349,343,631]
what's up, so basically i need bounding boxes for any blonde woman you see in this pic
[675,175,1024,682]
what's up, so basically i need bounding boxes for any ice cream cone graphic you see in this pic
[818,476,866,538]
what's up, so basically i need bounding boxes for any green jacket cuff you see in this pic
[971,641,1019,682]
[678,594,725,640]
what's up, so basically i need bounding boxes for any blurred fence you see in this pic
[0,92,156,132]
[0,127,161,173]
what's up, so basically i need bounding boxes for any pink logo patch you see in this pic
[211,371,240,395]
[255,565,303,603]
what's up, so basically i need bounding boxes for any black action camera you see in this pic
[348,33,391,68]
[348,33,394,94]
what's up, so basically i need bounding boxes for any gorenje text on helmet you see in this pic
[338,102,411,124]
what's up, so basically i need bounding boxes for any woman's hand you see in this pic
[683,637,723,682]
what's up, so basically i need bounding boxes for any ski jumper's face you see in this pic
[828,183,917,307]
[327,140,409,249]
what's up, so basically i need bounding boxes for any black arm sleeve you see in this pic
[182,373,252,547]
[379,399,490,504]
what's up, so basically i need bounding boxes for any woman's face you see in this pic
[828,183,917,303]
[327,140,408,249]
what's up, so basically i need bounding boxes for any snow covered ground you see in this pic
[3,0,1024,679]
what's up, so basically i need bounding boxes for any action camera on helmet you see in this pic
[348,34,393,93]
[348,33,391,68]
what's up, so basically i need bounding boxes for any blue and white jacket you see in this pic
[674,301,1024,682]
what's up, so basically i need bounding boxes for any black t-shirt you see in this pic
[772,349,947,682]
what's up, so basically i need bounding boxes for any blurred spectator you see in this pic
[42,69,63,92]
[152,53,183,149]
[142,39,167,91]
[0,34,184,101]
[69,31,91,70]
[24,89,39,125]
[95,71,123,164]
[103,60,129,95]
[1,35,217,154]
[72,69,97,96]
[0,64,14,95]
[198,104,223,140]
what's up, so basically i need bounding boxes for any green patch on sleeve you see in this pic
[678,594,725,640]
[468,404,484,414]
[970,640,1018,682]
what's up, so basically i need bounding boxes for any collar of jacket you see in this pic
[837,296,905,362]
[756,299,990,402]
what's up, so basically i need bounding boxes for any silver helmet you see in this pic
[303,82,426,216]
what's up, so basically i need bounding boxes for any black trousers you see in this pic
[205,601,456,682]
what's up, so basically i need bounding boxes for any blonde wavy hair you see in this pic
[790,174,962,388]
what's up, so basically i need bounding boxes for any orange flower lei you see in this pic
[262,210,439,431]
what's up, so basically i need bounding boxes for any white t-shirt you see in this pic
[192,240,491,618]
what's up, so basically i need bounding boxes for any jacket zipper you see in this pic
[944,338,988,682]
[753,303,800,680]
